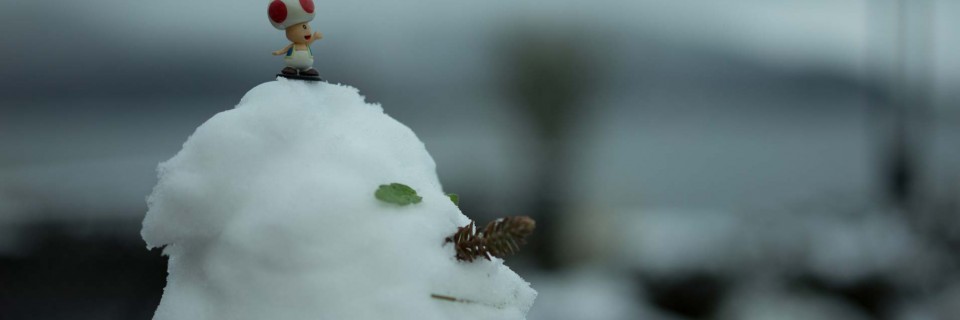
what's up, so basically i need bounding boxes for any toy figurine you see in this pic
[268,0,323,81]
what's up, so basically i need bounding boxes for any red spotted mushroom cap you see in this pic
[268,0,315,30]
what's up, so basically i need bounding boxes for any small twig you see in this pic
[430,294,468,303]
[430,293,506,309]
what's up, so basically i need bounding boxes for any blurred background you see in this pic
[2,0,959,319]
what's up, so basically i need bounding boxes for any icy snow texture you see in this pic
[142,79,535,320]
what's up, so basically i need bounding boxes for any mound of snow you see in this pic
[142,79,535,320]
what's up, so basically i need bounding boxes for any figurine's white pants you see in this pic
[284,49,314,71]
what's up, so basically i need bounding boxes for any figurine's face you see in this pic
[285,23,313,44]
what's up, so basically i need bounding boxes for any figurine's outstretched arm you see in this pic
[307,32,323,45]
[272,44,294,56]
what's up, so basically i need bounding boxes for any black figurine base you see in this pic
[276,74,324,82]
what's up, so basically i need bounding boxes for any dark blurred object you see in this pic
[500,27,597,270]
[792,275,896,319]
[503,28,594,140]
[643,273,728,319]
[0,222,165,320]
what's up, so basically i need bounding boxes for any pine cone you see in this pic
[445,216,536,262]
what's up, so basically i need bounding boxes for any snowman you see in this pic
[269,0,323,80]
[142,80,537,319]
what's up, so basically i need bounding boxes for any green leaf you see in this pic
[375,183,422,205]
[447,193,460,206]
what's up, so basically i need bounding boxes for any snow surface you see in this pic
[525,269,647,320]
[141,79,535,320]
[611,207,923,283]
[718,280,872,320]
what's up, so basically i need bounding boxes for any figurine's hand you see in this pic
[272,50,284,56]
[314,32,323,40]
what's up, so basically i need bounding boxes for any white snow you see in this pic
[718,280,872,320]
[607,207,925,284]
[525,269,649,320]
[141,79,536,320]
